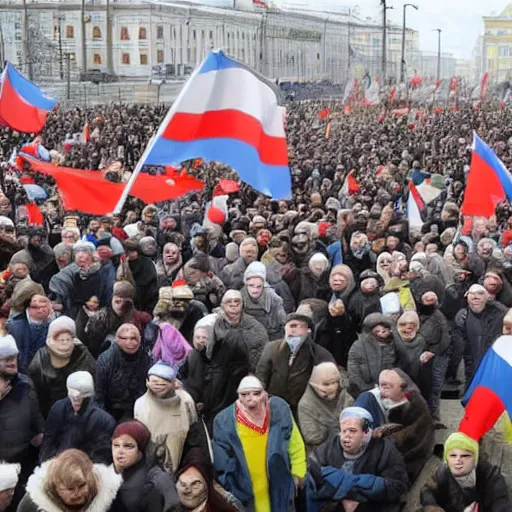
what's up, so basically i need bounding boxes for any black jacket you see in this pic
[308,432,408,512]
[110,456,179,512]
[40,397,115,464]
[95,343,152,422]
[0,373,45,463]
[27,342,96,418]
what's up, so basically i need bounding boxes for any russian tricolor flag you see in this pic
[120,50,291,208]
[460,335,512,441]
[461,132,512,218]
[0,62,58,133]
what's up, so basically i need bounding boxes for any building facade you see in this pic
[483,3,512,82]
[0,0,441,85]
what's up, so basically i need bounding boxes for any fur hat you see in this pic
[172,279,194,300]
[10,280,45,312]
[66,371,94,398]
[113,281,136,301]
[363,313,392,331]
[113,421,151,452]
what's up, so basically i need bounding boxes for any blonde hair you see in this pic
[45,449,98,503]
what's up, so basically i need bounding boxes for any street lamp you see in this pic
[400,3,418,83]
[433,28,442,82]
[381,0,394,81]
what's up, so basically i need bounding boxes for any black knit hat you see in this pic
[286,312,313,330]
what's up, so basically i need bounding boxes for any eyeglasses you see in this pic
[176,479,204,491]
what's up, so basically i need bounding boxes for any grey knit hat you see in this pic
[0,334,18,359]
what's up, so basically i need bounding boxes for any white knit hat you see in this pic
[48,315,76,339]
[0,461,21,492]
[244,261,267,283]
[66,371,94,398]
[0,335,18,360]
[237,375,264,393]
[221,289,243,304]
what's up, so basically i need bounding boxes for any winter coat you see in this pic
[27,341,96,418]
[0,373,45,463]
[288,267,331,305]
[255,335,335,413]
[178,348,208,404]
[95,342,152,422]
[347,331,397,398]
[189,274,226,312]
[385,391,434,483]
[298,383,353,450]
[420,460,511,512]
[213,312,269,372]
[454,301,507,384]
[40,397,115,464]
[17,461,122,512]
[220,257,249,290]
[418,307,451,355]
[8,313,50,372]
[394,331,432,400]
[240,286,287,341]
[348,290,382,333]
[49,263,109,319]
[129,256,160,313]
[85,306,151,358]
[266,262,296,314]
[213,396,298,512]
[307,432,408,512]
[110,456,179,512]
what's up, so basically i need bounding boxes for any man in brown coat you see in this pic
[255,312,334,415]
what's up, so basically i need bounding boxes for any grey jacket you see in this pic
[347,332,397,398]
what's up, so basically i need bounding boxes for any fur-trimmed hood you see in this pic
[23,461,122,512]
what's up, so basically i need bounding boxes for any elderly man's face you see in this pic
[478,242,493,260]
[116,327,140,354]
[163,244,180,264]
[147,375,176,398]
[75,251,93,269]
[246,277,264,299]
[468,291,487,313]
[0,355,17,379]
[222,298,242,319]
[379,371,405,402]
[339,418,365,454]
[285,319,309,337]
[238,388,266,413]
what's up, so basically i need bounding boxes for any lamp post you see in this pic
[433,28,442,81]
[400,3,418,83]
[381,0,394,81]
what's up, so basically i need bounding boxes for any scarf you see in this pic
[454,468,477,490]
[235,401,269,434]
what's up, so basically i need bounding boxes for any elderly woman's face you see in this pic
[177,468,208,510]
[163,244,180,264]
[55,471,90,507]
[397,318,417,341]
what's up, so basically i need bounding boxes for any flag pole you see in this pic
[112,52,211,214]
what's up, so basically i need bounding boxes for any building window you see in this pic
[157,25,164,39]
[120,27,130,40]
[93,26,102,39]
[66,25,74,38]
[93,53,102,65]
[139,27,147,40]
[140,53,148,65]
[157,50,164,63]
[122,53,130,64]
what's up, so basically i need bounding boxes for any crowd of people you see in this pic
[1,96,512,512]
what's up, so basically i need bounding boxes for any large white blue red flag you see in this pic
[115,50,291,212]
[0,63,58,133]
[460,335,512,441]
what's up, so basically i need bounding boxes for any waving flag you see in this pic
[19,153,204,215]
[460,335,512,441]
[114,50,291,212]
[461,132,512,218]
[407,182,424,234]
[0,63,58,133]
[341,170,360,196]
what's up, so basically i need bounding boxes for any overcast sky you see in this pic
[333,0,509,59]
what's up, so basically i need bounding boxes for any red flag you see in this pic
[481,72,489,99]
[318,108,330,120]
[25,202,44,226]
[389,88,396,103]
[19,155,204,214]
[213,179,240,196]
[80,122,90,144]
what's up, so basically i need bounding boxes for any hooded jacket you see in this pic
[28,341,96,418]
[347,315,397,398]
[17,461,122,512]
